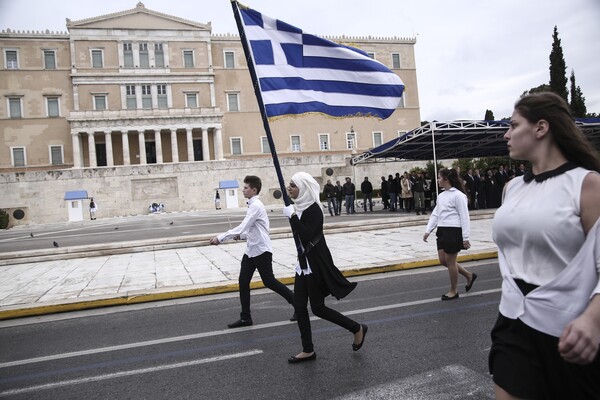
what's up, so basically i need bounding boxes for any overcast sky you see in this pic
[1,0,599,122]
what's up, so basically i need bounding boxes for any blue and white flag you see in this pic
[237,3,405,120]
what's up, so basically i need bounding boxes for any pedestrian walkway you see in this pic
[0,214,497,320]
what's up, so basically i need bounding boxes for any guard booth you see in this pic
[219,180,239,209]
[64,190,89,222]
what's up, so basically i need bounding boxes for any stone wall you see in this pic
[0,155,429,226]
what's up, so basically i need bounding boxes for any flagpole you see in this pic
[231,0,291,207]
[431,122,439,197]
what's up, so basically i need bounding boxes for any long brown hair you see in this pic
[514,92,600,172]
[439,168,467,195]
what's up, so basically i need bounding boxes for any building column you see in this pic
[121,130,130,165]
[104,130,114,167]
[154,130,163,164]
[186,128,194,162]
[170,128,179,163]
[201,127,210,161]
[138,130,147,165]
[87,131,97,167]
[72,132,82,168]
[214,127,224,160]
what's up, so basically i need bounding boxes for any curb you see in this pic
[0,250,498,321]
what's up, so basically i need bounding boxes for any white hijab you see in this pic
[291,172,323,216]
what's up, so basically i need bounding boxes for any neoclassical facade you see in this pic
[1,2,420,172]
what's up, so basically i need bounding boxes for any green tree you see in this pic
[569,70,587,118]
[549,26,568,101]
[521,84,551,97]
[484,110,495,120]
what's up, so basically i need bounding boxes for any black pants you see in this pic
[293,272,360,353]
[239,252,294,320]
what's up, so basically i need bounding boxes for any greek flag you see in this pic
[237,4,405,120]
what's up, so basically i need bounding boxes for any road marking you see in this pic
[0,349,262,397]
[0,288,500,369]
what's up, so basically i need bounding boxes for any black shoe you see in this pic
[416,212,420,215]
[227,318,253,328]
[465,273,478,292]
[422,212,427,215]
[288,352,316,363]
[352,324,368,351]
[290,312,297,322]
[441,293,459,301]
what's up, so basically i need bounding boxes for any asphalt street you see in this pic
[0,261,499,400]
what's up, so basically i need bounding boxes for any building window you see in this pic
[5,49,18,69]
[392,53,400,69]
[231,137,242,155]
[367,52,375,59]
[155,43,164,67]
[11,147,26,167]
[123,42,133,68]
[224,51,235,68]
[398,93,405,108]
[346,132,356,150]
[91,50,103,68]
[94,95,107,110]
[398,130,407,138]
[290,135,301,152]
[185,93,198,108]
[46,97,60,117]
[49,145,63,165]
[227,93,239,112]
[8,97,22,118]
[141,84,152,109]
[261,137,271,154]
[183,50,194,68]
[139,43,149,68]
[157,84,168,109]
[373,132,383,147]
[43,50,56,69]
[319,134,329,150]
[126,85,136,109]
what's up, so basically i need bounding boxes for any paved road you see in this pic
[0,262,499,399]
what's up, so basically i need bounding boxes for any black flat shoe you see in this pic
[288,352,316,364]
[290,312,297,322]
[441,293,459,301]
[352,324,368,351]
[227,318,253,328]
[465,273,478,292]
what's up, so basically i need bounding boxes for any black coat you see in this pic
[289,202,357,299]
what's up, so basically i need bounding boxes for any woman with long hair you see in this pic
[489,92,600,399]
[283,172,367,363]
[423,167,475,300]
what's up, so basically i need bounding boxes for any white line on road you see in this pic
[0,288,500,369]
[0,350,262,397]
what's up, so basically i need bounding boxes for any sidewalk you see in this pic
[0,213,497,320]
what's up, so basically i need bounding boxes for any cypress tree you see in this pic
[549,26,568,101]
[484,109,495,120]
[569,70,587,118]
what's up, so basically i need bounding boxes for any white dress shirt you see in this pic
[217,196,272,257]
[425,187,470,240]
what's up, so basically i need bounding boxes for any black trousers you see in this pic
[238,252,294,320]
[293,272,360,353]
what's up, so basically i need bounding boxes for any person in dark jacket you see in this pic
[283,172,368,363]
[388,174,398,211]
[342,177,356,214]
[360,176,374,212]
[334,180,343,216]
[323,179,336,217]
[380,176,390,210]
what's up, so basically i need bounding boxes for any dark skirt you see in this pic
[435,226,463,254]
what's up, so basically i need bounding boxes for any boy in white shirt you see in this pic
[210,175,295,328]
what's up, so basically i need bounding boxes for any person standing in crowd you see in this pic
[423,168,475,301]
[388,174,398,212]
[210,175,295,328]
[465,168,477,210]
[283,172,368,363]
[424,172,433,211]
[400,172,413,213]
[475,169,486,209]
[412,171,427,215]
[381,176,390,210]
[485,169,501,208]
[489,92,600,399]
[323,179,337,217]
[89,197,97,220]
[342,177,356,215]
[334,180,343,216]
[361,176,374,212]
[515,162,526,176]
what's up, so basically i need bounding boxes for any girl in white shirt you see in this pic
[423,168,474,300]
